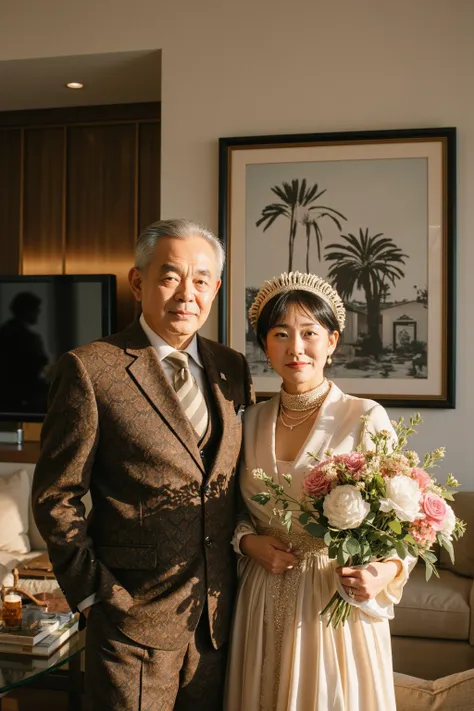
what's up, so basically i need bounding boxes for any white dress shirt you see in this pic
[77,315,208,614]
[139,313,207,393]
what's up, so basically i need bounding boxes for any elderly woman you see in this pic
[225,272,415,711]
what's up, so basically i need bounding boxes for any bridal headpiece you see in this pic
[248,271,346,332]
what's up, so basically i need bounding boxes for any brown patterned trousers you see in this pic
[84,604,227,711]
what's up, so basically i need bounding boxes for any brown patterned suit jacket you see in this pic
[32,320,254,650]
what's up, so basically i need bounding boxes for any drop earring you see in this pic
[326,353,333,366]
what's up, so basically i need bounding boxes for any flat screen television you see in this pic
[0,274,117,422]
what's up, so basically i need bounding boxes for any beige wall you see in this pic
[1,0,473,485]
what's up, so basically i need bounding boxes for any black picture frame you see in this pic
[218,127,456,408]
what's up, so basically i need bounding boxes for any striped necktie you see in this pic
[165,351,208,440]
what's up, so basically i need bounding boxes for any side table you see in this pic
[0,631,84,710]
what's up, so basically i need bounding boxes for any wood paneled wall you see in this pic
[0,129,22,274]
[0,103,160,329]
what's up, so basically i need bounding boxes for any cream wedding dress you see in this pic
[225,383,415,711]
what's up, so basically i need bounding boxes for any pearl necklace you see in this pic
[280,379,331,412]
[278,380,331,430]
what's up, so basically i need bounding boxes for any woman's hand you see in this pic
[336,560,402,601]
[240,534,298,574]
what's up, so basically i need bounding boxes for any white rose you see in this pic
[379,475,422,522]
[440,503,456,539]
[323,485,370,529]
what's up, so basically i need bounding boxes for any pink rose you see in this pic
[422,492,447,531]
[410,467,432,491]
[303,464,333,497]
[333,452,366,480]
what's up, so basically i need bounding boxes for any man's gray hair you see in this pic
[134,219,225,276]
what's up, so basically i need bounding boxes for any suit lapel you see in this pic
[257,396,280,478]
[124,322,204,474]
[198,337,237,479]
[292,382,348,473]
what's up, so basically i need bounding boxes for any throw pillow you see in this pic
[0,468,31,554]
[394,669,474,711]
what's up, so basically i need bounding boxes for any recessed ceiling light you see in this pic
[66,82,84,89]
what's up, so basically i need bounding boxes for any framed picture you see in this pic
[218,127,456,408]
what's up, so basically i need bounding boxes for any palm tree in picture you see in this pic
[325,228,407,356]
[380,283,392,303]
[414,285,428,308]
[256,178,346,271]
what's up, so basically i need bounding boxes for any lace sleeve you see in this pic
[335,554,417,620]
[231,519,257,555]
[232,485,257,554]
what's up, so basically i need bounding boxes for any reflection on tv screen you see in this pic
[0,276,116,420]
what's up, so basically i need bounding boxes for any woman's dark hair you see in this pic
[255,290,340,351]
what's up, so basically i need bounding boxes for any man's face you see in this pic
[128,235,221,349]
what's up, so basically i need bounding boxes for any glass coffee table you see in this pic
[0,631,84,710]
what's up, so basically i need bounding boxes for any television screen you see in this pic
[0,274,117,422]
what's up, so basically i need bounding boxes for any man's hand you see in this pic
[240,534,298,574]
[336,560,403,601]
[82,605,92,619]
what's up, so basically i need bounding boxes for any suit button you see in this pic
[200,450,205,460]
[204,536,212,547]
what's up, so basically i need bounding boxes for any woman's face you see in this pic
[264,305,338,394]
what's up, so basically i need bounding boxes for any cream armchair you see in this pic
[390,492,474,680]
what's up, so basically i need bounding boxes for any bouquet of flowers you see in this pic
[251,414,466,628]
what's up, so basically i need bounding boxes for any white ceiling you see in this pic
[0,50,161,112]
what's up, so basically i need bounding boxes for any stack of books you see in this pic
[0,636,79,671]
[0,608,78,656]
[16,552,55,579]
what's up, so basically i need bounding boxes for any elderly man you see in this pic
[32,219,254,711]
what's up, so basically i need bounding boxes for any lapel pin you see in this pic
[220,372,227,381]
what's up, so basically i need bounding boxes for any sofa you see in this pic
[0,462,61,597]
[390,491,474,680]
[0,461,92,598]
[394,668,474,711]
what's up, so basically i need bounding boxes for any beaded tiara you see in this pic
[248,271,346,332]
